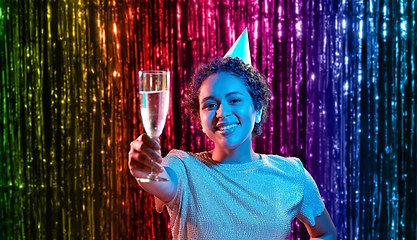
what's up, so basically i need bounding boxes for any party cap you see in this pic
[223,28,251,65]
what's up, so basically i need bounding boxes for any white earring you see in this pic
[255,110,262,123]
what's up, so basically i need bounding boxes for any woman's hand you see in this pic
[128,133,164,179]
[128,134,178,203]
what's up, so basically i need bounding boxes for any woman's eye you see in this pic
[203,103,216,109]
[230,98,241,104]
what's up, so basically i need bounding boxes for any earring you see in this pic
[255,110,262,123]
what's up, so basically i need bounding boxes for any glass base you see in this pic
[136,175,169,182]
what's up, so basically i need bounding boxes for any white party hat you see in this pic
[223,28,251,65]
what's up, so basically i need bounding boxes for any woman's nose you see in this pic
[216,103,231,120]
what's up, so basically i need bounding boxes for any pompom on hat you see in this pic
[223,28,252,65]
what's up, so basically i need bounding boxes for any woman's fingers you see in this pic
[138,134,161,151]
[129,155,152,176]
[131,134,163,163]
[128,133,164,179]
[129,148,163,173]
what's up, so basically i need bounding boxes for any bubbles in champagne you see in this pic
[139,90,170,138]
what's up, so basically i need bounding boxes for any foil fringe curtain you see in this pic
[0,0,416,239]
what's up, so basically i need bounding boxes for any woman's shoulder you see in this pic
[163,149,213,173]
[166,149,188,158]
[262,153,303,164]
[165,149,203,158]
[164,149,207,163]
[261,154,305,173]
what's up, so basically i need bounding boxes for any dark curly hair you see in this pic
[184,57,271,137]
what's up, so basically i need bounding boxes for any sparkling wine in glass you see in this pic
[137,70,170,182]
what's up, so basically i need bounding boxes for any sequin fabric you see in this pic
[155,150,325,240]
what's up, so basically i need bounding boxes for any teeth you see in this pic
[218,124,238,131]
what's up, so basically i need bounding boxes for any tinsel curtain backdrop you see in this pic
[0,0,416,239]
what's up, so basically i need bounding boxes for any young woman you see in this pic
[128,57,337,239]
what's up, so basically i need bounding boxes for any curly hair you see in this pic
[184,57,271,137]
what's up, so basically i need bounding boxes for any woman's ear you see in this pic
[255,109,262,123]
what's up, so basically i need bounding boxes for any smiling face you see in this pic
[199,72,262,151]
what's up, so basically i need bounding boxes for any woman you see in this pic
[128,57,337,239]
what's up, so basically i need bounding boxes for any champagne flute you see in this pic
[136,70,170,182]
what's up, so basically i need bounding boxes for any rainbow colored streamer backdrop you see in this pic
[0,0,416,239]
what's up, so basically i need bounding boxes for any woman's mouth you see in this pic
[216,123,239,134]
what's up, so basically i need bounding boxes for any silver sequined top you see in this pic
[155,150,325,240]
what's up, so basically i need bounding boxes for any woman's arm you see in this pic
[128,134,178,202]
[138,166,178,202]
[304,208,337,240]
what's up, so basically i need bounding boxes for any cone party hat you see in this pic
[223,28,251,65]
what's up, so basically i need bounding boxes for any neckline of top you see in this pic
[188,151,267,171]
